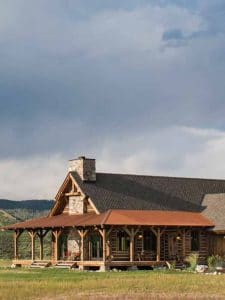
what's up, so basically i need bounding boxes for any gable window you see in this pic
[191,230,200,251]
[116,231,129,251]
[143,230,157,251]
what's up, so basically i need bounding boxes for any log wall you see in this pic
[52,226,210,263]
[209,234,225,257]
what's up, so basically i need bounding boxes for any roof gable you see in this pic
[50,173,99,216]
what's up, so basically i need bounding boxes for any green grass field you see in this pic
[0,263,225,300]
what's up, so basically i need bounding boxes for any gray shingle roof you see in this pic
[71,172,225,215]
[202,194,225,231]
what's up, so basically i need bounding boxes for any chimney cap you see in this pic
[78,156,86,160]
[69,156,95,161]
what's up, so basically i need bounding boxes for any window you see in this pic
[116,231,130,251]
[143,230,157,251]
[191,230,200,251]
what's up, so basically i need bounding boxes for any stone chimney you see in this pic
[68,156,96,182]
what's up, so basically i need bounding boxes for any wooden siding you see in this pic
[105,227,209,263]
[209,234,225,256]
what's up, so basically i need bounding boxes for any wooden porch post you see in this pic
[130,228,134,262]
[14,230,22,260]
[28,230,37,261]
[182,229,186,259]
[77,229,88,263]
[39,230,44,260]
[99,227,107,263]
[156,228,161,262]
[14,231,18,260]
[55,231,58,261]
[80,229,84,262]
[52,229,62,262]
[37,229,49,260]
[123,226,139,262]
[51,231,55,262]
[102,228,106,263]
[106,227,113,260]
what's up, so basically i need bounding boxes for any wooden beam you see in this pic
[150,227,166,236]
[105,227,113,259]
[64,192,81,197]
[14,230,22,260]
[130,228,134,262]
[150,227,157,237]
[28,230,37,261]
[55,232,58,262]
[80,229,84,262]
[182,229,186,258]
[102,228,106,263]
[123,226,132,237]
[106,227,113,239]
[87,197,100,215]
[156,228,161,262]
[98,229,104,238]
[14,232,17,260]
[77,229,88,238]
[51,231,55,262]
[39,230,44,261]
[52,229,62,261]
[77,229,88,262]
[36,229,49,260]
[42,229,49,238]
[134,226,140,236]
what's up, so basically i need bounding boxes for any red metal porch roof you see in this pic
[2,209,214,230]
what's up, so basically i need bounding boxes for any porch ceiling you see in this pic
[2,209,214,230]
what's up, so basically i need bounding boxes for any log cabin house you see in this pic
[3,156,225,270]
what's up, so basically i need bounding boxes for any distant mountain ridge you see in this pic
[0,199,54,259]
[0,199,54,210]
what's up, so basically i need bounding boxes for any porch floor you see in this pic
[12,259,168,268]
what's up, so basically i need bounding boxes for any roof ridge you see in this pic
[96,172,225,182]
[101,209,112,225]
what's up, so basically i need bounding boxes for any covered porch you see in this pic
[6,210,213,270]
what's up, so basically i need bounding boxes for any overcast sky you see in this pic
[1,0,225,199]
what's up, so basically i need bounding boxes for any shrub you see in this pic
[207,255,224,271]
[185,253,199,271]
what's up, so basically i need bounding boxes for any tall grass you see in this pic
[0,268,225,299]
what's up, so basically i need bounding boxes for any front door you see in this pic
[90,234,103,260]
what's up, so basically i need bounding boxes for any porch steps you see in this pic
[30,260,51,268]
[54,261,77,269]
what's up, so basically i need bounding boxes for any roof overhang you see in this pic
[2,209,214,230]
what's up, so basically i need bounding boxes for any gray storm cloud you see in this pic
[0,0,225,198]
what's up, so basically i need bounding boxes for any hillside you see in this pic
[0,199,54,211]
[0,199,54,221]
[0,210,17,226]
[0,199,54,259]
